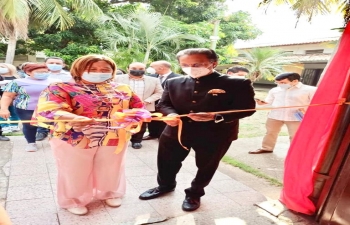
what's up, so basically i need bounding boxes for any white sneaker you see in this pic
[67,207,88,215]
[105,198,122,207]
[1,127,12,134]
[25,143,38,152]
[10,126,21,132]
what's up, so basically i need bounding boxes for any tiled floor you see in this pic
[4,137,308,225]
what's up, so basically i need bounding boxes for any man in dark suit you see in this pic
[139,48,256,211]
[143,60,181,140]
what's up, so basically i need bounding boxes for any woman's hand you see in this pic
[68,116,96,132]
[0,109,10,119]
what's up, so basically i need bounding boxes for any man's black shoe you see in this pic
[0,135,10,141]
[142,135,158,140]
[182,196,200,211]
[131,142,142,149]
[139,187,175,200]
[36,132,48,141]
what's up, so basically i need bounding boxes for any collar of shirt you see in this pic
[159,71,173,79]
[294,82,303,88]
[129,76,144,81]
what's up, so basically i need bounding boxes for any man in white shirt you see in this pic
[249,72,317,154]
[46,57,73,82]
[115,62,163,149]
[143,60,181,140]
[226,66,249,79]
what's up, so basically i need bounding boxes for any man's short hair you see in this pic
[176,48,218,62]
[275,72,301,82]
[45,56,65,64]
[227,66,249,74]
[152,60,172,68]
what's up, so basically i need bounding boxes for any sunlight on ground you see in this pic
[176,214,196,225]
[215,217,247,225]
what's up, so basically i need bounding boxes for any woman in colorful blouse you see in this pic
[0,63,59,151]
[34,55,144,215]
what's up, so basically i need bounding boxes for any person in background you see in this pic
[115,62,163,149]
[226,66,249,79]
[139,48,256,211]
[0,63,60,152]
[0,63,21,134]
[46,56,72,82]
[143,60,181,140]
[35,57,73,141]
[249,72,317,154]
[0,75,10,141]
[34,54,143,215]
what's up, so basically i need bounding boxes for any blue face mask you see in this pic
[47,64,63,71]
[82,72,112,83]
[33,72,50,80]
[0,67,9,74]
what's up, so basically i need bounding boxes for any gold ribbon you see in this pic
[0,99,348,153]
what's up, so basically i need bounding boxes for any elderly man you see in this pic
[143,60,181,140]
[115,62,163,149]
[139,48,256,211]
[250,72,317,154]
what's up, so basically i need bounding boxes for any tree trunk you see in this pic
[143,47,151,64]
[5,35,17,64]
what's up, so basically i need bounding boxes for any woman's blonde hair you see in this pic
[70,55,117,82]
[0,63,19,78]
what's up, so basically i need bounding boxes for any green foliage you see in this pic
[149,0,226,23]
[98,8,205,66]
[235,48,290,82]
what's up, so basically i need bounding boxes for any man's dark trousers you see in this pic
[156,134,232,198]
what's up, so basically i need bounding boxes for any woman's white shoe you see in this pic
[105,198,122,207]
[67,207,88,215]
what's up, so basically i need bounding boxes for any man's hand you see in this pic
[164,114,180,127]
[188,112,215,122]
[255,98,268,105]
[68,116,95,132]
[0,109,10,119]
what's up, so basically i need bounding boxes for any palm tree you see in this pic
[235,48,291,82]
[98,9,205,65]
[0,0,103,64]
[259,0,349,25]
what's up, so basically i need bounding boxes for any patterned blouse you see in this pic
[33,82,144,149]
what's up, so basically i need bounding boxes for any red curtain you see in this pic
[280,23,350,215]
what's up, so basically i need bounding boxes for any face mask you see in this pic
[0,67,9,74]
[82,72,112,83]
[33,72,50,80]
[129,70,145,76]
[47,64,63,71]
[182,67,211,78]
[278,83,292,89]
[146,67,156,74]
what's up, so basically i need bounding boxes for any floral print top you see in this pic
[33,82,144,149]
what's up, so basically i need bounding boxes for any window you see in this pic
[305,49,324,54]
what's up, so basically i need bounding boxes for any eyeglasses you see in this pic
[179,63,211,68]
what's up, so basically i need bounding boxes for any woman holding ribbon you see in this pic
[33,55,144,215]
[0,63,59,151]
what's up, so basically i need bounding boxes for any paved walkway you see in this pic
[1,136,316,225]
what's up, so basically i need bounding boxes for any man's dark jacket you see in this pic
[157,72,256,142]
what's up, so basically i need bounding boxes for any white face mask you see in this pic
[278,83,292,89]
[182,67,212,78]
[146,67,156,74]
[82,72,112,83]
